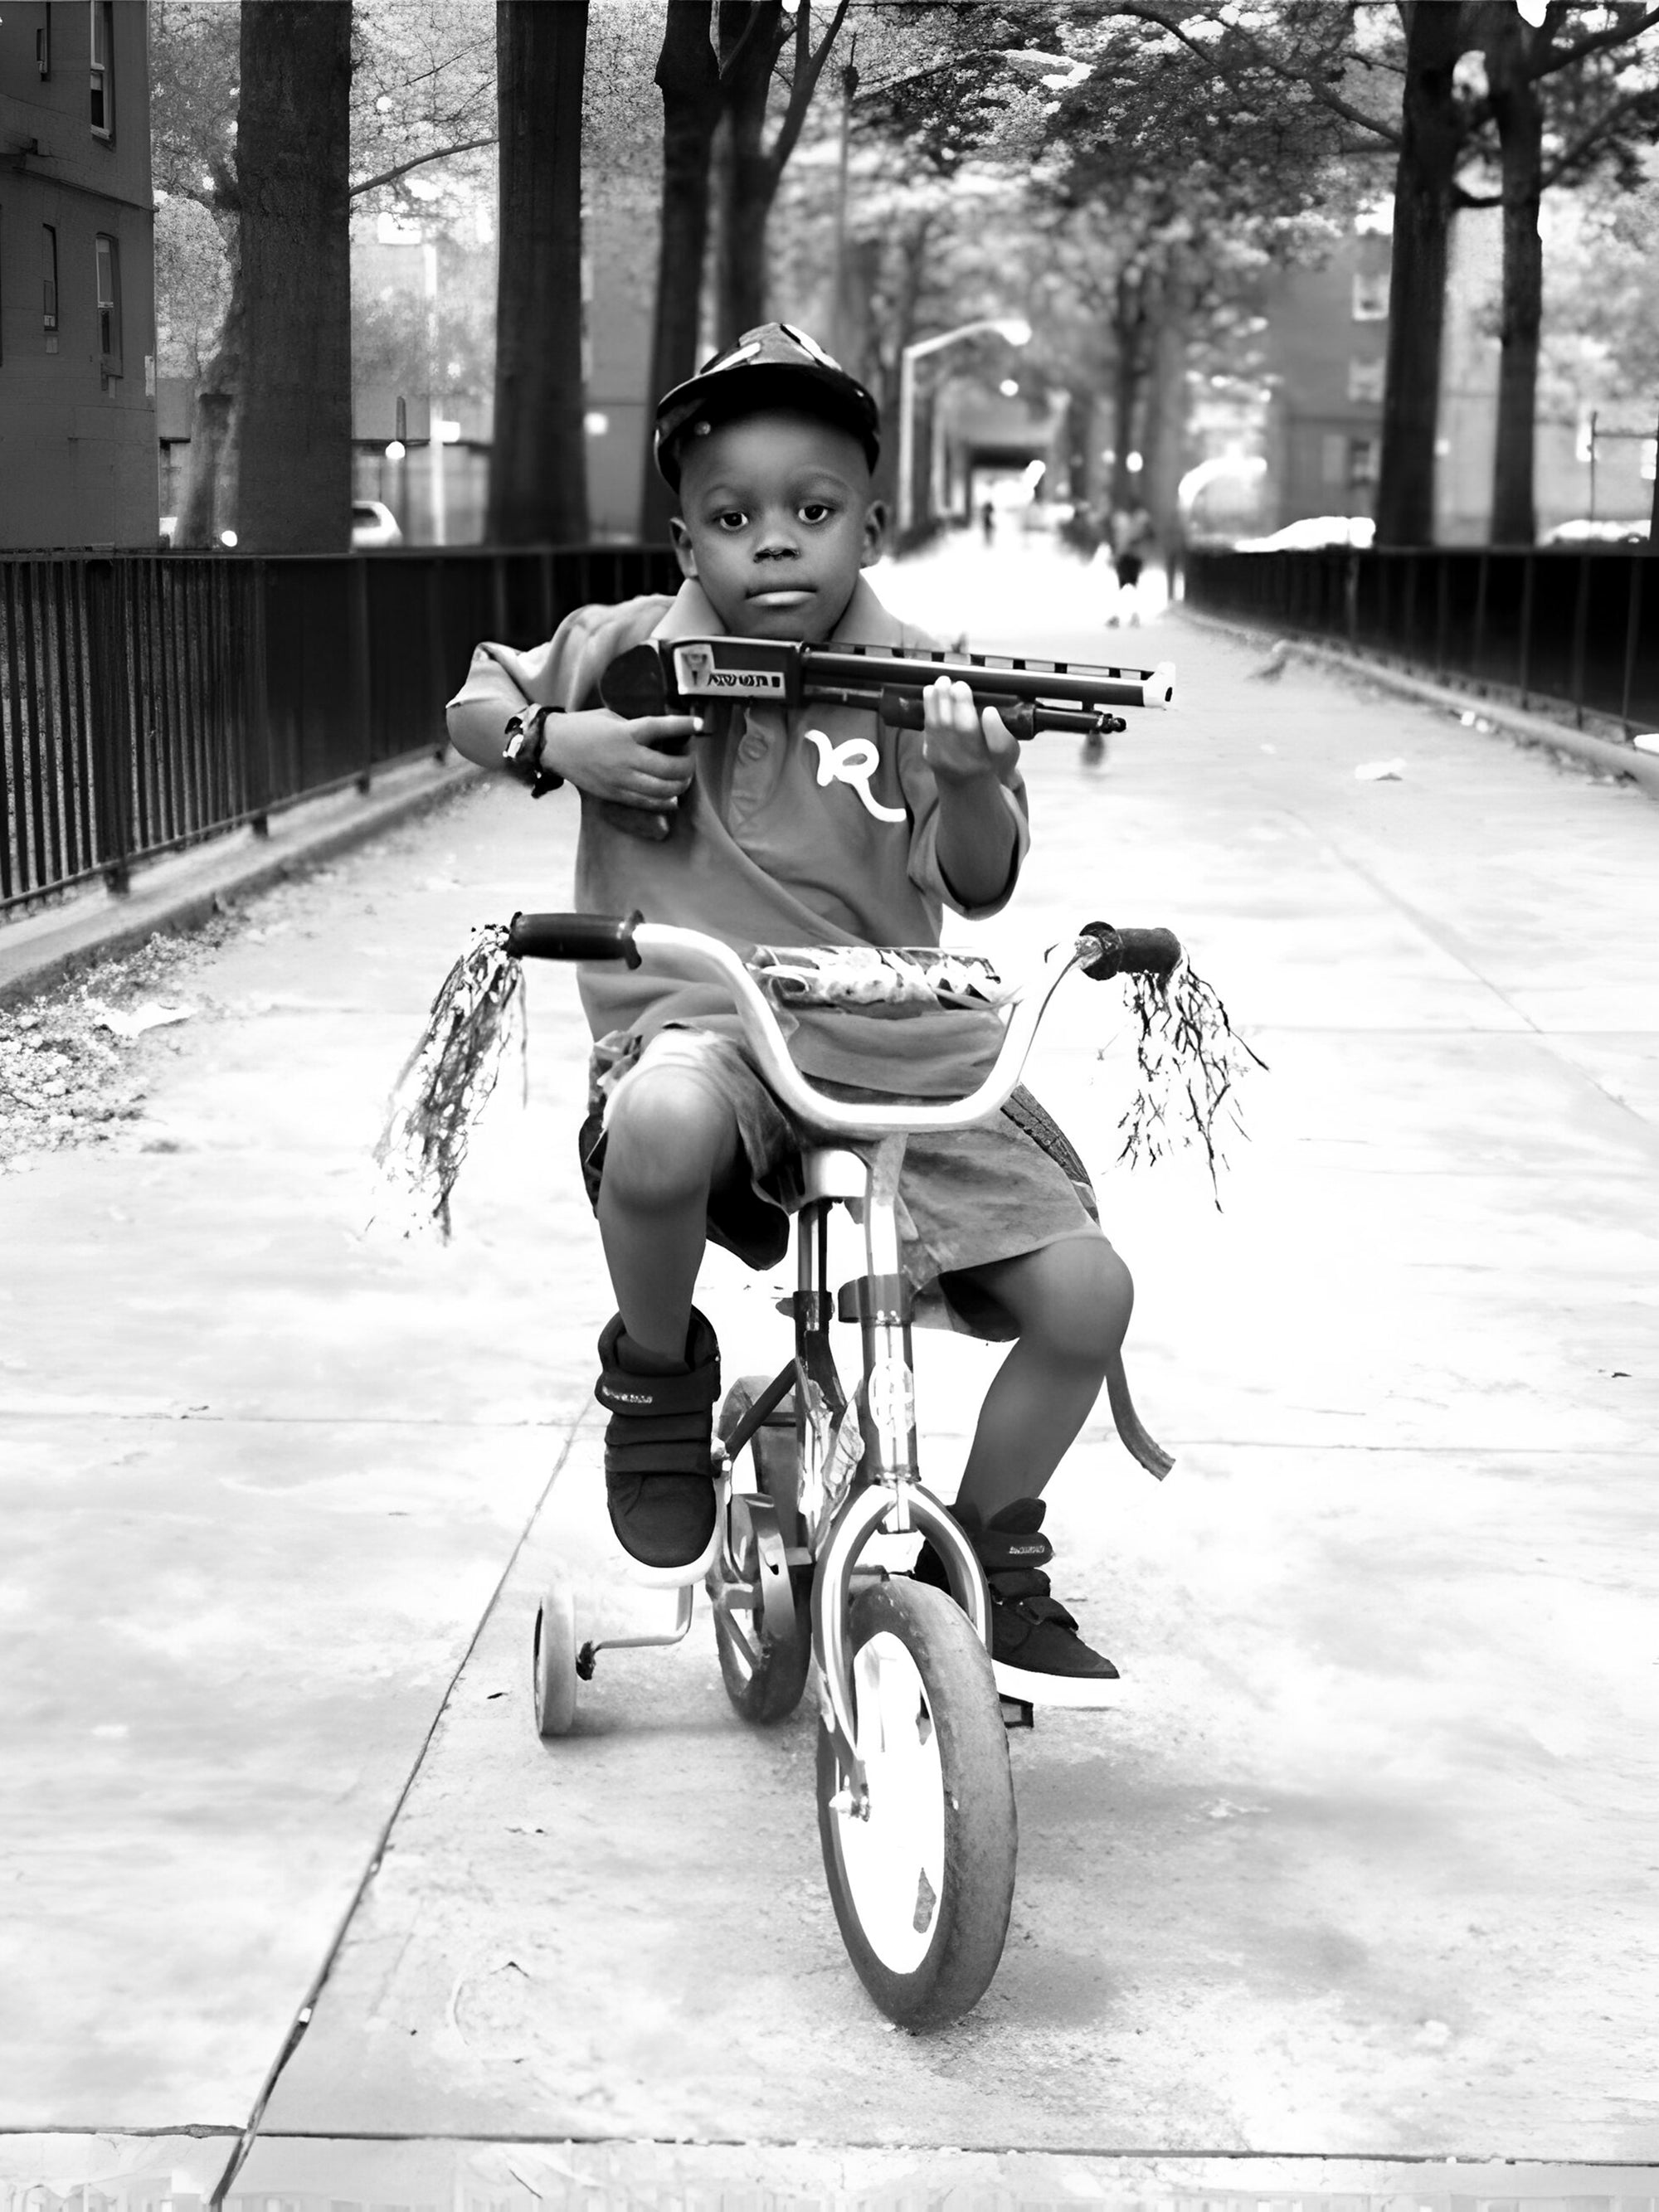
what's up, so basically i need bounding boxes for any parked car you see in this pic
[156,503,403,549]
[1540,517,1649,546]
[1233,515,1375,551]
[351,499,402,548]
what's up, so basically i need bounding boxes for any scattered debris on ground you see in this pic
[0,917,239,1168]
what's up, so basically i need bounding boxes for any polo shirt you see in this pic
[445,573,1031,1096]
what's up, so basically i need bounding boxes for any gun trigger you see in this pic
[600,642,672,723]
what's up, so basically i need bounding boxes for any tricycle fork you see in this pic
[809,1135,991,1807]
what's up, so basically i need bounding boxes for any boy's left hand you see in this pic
[922,676,1017,786]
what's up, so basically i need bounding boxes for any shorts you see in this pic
[579,1026,1104,1340]
[1115,551,1144,588]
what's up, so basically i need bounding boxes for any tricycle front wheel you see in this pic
[817,1576,1016,2028]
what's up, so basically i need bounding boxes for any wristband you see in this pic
[503,704,565,799]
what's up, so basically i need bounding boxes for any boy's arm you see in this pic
[445,612,696,824]
[921,678,1024,912]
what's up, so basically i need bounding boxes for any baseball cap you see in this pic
[654,322,882,491]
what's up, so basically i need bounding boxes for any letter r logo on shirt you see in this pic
[803,728,907,824]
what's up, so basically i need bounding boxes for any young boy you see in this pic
[447,323,1166,1700]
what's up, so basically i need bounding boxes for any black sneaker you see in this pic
[595,1309,720,1574]
[916,1498,1122,1708]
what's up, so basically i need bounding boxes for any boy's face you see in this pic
[670,410,885,641]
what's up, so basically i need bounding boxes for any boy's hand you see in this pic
[543,708,699,822]
[921,677,1017,786]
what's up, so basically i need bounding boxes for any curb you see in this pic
[0,751,484,1009]
[1174,605,1659,801]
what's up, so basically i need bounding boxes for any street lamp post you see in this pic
[897,318,1031,541]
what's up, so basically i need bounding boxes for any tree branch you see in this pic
[1096,0,1403,150]
[1540,85,1659,187]
[349,135,497,199]
[1528,2,1659,84]
[766,0,853,180]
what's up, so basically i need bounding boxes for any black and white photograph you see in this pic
[2,1,1656,2205]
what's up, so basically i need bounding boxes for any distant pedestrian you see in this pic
[1107,503,1156,627]
[980,498,995,545]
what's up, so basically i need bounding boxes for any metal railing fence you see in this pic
[1184,545,1657,740]
[1,542,683,914]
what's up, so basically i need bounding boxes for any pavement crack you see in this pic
[207,1411,592,2206]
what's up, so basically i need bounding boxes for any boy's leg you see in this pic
[917,1234,1136,1694]
[593,1065,742,1569]
[953,1234,1131,1521]
[598,1065,740,1361]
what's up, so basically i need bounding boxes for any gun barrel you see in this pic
[803,643,1174,712]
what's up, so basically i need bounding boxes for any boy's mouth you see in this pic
[747,585,814,609]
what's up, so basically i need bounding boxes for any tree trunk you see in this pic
[236,2,353,554]
[713,1,782,348]
[1374,0,1472,547]
[178,262,243,547]
[1108,268,1146,513]
[489,0,591,545]
[1141,289,1189,579]
[1485,6,1544,547]
[640,1,722,543]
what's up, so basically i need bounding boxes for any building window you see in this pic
[38,12,52,75]
[42,224,59,331]
[90,1,114,137]
[1348,357,1385,405]
[1351,270,1389,321]
[1348,436,1380,489]
[95,232,122,373]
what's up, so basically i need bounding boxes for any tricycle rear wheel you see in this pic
[709,1375,811,1724]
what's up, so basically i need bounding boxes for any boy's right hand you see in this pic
[542,709,700,838]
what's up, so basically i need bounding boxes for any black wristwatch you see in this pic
[503,704,564,799]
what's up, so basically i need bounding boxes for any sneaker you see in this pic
[916,1498,1122,1708]
[596,1309,720,1573]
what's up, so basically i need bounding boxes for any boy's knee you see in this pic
[1027,1238,1133,1372]
[603,1069,736,1204]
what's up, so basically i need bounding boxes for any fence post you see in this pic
[1516,554,1535,706]
[427,555,450,759]
[1434,552,1450,679]
[247,559,274,836]
[1472,549,1489,682]
[85,557,134,894]
[1620,556,1643,735]
[1569,552,1590,728]
[352,554,373,793]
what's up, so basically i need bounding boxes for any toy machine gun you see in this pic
[599,635,1176,746]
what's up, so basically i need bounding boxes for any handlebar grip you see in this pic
[1080,921,1182,980]
[507,910,643,966]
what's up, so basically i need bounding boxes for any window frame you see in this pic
[42,222,60,333]
[95,231,122,376]
[90,0,114,139]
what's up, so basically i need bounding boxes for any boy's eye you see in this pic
[714,509,748,532]
[799,501,834,524]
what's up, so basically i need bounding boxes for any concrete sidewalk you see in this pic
[3,542,1657,2190]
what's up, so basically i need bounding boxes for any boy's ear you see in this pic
[669,518,698,578]
[859,499,888,568]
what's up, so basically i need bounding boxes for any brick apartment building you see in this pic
[0,0,158,548]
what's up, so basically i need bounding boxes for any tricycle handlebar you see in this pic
[505,913,1182,1139]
